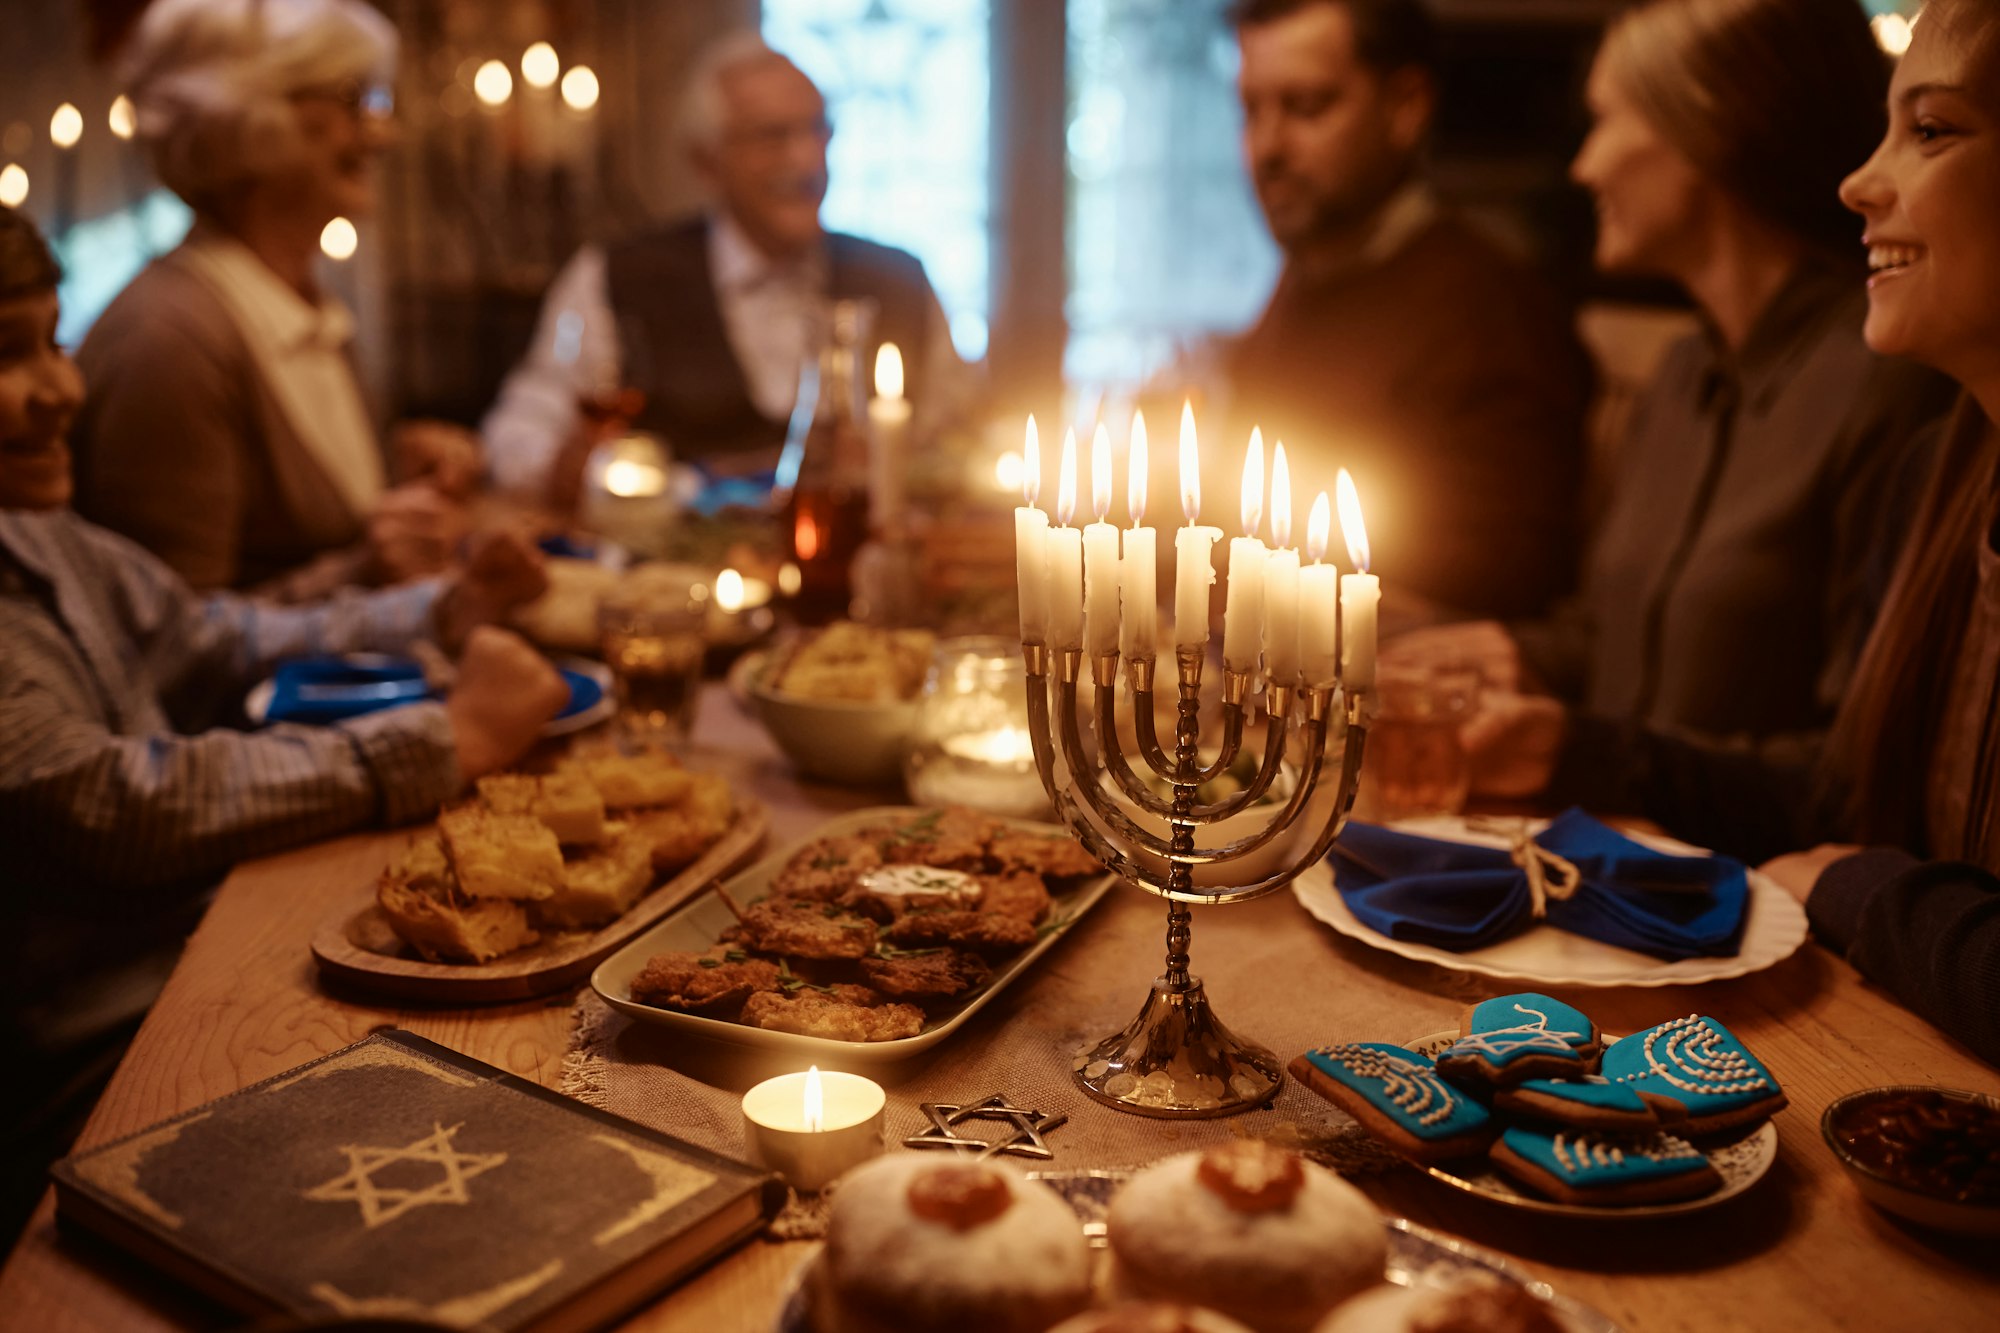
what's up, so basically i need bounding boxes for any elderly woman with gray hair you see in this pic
[70,0,480,602]
[1389,0,1957,749]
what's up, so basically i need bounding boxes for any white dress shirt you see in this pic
[482,212,971,495]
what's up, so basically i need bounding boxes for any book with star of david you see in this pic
[50,1030,784,1332]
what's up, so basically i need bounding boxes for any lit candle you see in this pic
[1084,423,1123,658]
[1014,417,1050,643]
[1049,428,1086,650]
[1121,409,1157,661]
[1174,402,1223,649]
[868,343,913,531]
[741,1066,886,1191]
[1262,441,1300,684]
[1223,428,1268,672]
[1337,468,1379,691]
[1300,492,1341,687]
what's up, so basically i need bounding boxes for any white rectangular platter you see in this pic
[591,806,1115,1065]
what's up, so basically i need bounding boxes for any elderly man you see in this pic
[1226,0,1589,622]
[484,34,966,495]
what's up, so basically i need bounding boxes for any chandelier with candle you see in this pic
[1016,404,1377,1118]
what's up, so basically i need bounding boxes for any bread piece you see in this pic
[376,835,539,963]
[625,775,735,873]
[531,822,656,930]
[438,806,564,900]
[476,771,608,846]
[560,749,694,809]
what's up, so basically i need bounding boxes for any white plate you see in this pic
[246,657,615,738]
[1292,815,1808,987]
[772,1178,1618,1333]
[1403,1031,1778,1220]
[591,806,1115,1064]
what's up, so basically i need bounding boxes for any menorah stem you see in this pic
[1167,644,1204,989]
[1164,902,1192,991]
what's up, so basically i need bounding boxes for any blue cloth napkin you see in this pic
[265,656,602,726]
[1330,808,1748,960]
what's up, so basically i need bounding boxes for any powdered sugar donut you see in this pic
[1049,1303,1257,1333]
[1314,1274,1565,1333]
[814,1153,1092,1333]
[1107,1142,1386,1333]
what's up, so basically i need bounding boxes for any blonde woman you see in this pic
[71,0,479,601]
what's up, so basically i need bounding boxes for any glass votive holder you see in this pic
[598,568,708,743]
[902,636,1050,819]
[741,1067,886,1193]
[579,431,677,557]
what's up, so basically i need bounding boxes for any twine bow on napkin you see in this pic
[1328,808,1750,961]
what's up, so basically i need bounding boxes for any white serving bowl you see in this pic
[748,658,920,788]
[1822,1085,2000,1237]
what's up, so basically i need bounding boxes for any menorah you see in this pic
[1021,643,1369,1118]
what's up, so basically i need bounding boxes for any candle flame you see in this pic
[874,343,904,401]
[1023,415,1040,506]
[1091,422,1113,523]
[1240,427,1265,538]
[803,1065,824,1133]
[716,567,746,612]
[1271,442,1293,548]
[795,511,821,562]
[1306,492,1331,564]
[1128,409,1148,525]
[1179,400,1199,525]
[1337,468,1370,572]
[1057,427,1079,527]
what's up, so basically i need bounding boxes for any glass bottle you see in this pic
[778,299,874,625]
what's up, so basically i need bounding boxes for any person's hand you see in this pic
[445,627,568,779]
[1460,692,1568,799]
[1383,619,1525,694]
[366,484,470,584]
[392,419,483,499]
[434,529,549,653]
[1759,844,1863,903]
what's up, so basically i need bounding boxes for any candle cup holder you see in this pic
[1023,641,1369,1118]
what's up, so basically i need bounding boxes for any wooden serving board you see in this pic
[310,800,770,1003]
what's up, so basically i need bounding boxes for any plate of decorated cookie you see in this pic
[592,805,1115,1063]
[1291,815,1809,987]
[1291,994,1784,1219]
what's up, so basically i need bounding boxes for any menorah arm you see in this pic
[1130,682,1180,780]
[1096,679,1294,825]
[1055,677,1185,859]
[1206,694,1370,898]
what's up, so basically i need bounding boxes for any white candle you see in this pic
[1223,428,1267,672]
[1014,416,1050,643]
[1050,428,1086,650]
[1337,468,1379,691]
[741,1066,886,1192]
[868,343,914,531]
[1300,491,1340,687]
[1084,422,1122,658]
[1121,409,1157,661]
[1262,441,1300,682]
[1173,402,1222,648]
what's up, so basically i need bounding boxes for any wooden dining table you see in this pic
[2,682,1996,1333]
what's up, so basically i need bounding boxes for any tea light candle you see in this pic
[1337,469,1379,691]
[1222,428,1267,672]
[1083,423,1123,658]
[1300,492,1340,687]
[1049,427,1085,650]
[1121,409,1157,661]
[1174,402,1222,649]
[741,1066,886,1192]
[1015,417,1050,643]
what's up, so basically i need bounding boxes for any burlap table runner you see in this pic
[561,863,1504,1236]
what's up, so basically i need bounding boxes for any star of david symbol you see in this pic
[303,1121,507,1229]
[902,1095,1068,1160]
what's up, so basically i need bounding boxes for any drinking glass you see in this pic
[598,572,709,742]
[1353,663,1479,822]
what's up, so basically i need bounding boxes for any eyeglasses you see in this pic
[291,80,396,123]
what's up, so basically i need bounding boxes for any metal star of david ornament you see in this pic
[902,1094,1068,1160]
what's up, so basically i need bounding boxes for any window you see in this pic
[55,190,192,346]
[763,0,993,360]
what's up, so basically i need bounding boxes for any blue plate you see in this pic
[254,656,611,733]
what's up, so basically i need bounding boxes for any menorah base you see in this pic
[1070,975,1284,1118]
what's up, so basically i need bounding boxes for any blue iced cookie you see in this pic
[1289,1042,1495,1162]
[1489,1125,1721,1206]
[1600,1014,1787,1134]
[1436,994,1602,1088]
[1492,1077,1660,1132]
